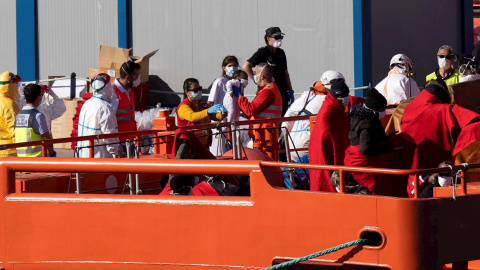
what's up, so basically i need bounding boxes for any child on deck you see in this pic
[223,70,248,123]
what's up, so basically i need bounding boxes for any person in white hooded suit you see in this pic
[77,74,124,158]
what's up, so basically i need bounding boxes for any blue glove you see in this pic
[207,104,222,114]
[50,150,57,157]
[220,105,228,114]
[288,90,295,105]
[232,85,242,97]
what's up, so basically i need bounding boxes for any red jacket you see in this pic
[401,90,480,197]
[309,93,365,192]
[238,82,282,119]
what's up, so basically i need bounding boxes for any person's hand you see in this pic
[288,90,295,105]
[49,150,57,157]
[207,104,222,114]
[232,85,242,97]
[220,105,228,114]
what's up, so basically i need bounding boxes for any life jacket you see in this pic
[175,99,212,146]
[426,69,460,86]
[14,108,43,157]
[249,82,283,137]
[114,87,136,140]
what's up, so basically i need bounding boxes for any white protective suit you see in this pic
[281,90,326,160]
[17,86,66,133]
[208,76,230,156]
[375,66,421,104]
[77,81,122,158]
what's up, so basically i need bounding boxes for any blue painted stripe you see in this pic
[352,0,371,97]
[16,0,38,81]
[117,0,131,49]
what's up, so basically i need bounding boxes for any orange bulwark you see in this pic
[0,157,479,269]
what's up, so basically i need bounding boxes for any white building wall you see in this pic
[37,0,118,79]
[0,0,17,74]
[132,0,355,105]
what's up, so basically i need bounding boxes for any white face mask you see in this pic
[378,110,386,120]
[240,78,248,87]
[225,66,238,77]
[438,175,452,187]
[273,39,283,48]
[133,75,141,87]
[190,90,202,100]
[438,58,451,70]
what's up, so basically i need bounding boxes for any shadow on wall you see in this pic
[147,75,181,107]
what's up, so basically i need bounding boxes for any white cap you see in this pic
[320,70,345,89]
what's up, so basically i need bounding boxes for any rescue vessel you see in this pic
[1,111,480,270]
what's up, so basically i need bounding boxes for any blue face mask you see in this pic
[225,66,238,77]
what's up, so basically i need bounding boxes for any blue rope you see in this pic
[261,239,374,270]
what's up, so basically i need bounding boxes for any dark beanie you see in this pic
[365,88,387,110]
[330,78,349,98]
[425,78,450,103]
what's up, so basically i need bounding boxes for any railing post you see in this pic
[89,139,95,158]
[126,140,134,195]
[339,169,345,194]
[461,170,467,195]
[41,141,47,157]
[414,173,419,199]
[154,133,160,155]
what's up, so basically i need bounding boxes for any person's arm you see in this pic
[42,91,66,121]
[207,78,221,106]
[177,104,209,123]
[243,61,255,80]
[99,108,123,157]
[237,89,276,118]
[285,69,293,91]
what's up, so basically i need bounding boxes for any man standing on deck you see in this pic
[15,84,55,157]
[426,45,460,85]
[243,27,293,116]
[112,61,141,144]
[237,63,283,128]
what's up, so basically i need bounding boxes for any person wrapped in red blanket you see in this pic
[343,88,393,195]
[309,78,365,192]
[400,79,480,197]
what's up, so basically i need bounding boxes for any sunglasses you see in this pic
[270,35,283,40]
[189,87,202,93]
[437,54,455,60]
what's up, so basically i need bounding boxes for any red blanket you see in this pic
[344,145,393,196]
[401,90,480,197]
[309,94,364,192]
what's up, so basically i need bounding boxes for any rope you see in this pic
[261,239,375,270]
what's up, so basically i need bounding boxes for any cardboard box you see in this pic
[51,99,83,149]
[97,45,158,83]
[131,49,158,83]
[98,45,130,79]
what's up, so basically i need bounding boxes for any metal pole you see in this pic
[283,128,294,189]
[70,72,76,100]
[126,140,134,195]
[134,141,141,195]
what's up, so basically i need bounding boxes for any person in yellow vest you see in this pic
[15,84,55,157]
[0,71,21,157]
[426,45,461,85]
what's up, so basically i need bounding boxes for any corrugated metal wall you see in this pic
[131,0,354,104]
[37,0,118,79]
[0,0,17,74]
[370,0,462,87]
